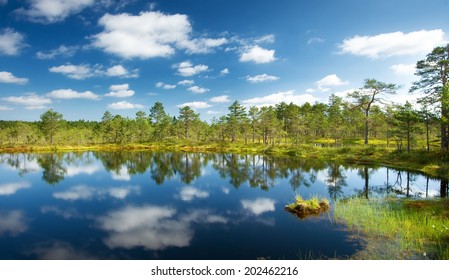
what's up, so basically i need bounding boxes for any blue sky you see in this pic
[0,0,448,121]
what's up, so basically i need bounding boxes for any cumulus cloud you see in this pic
[187,85,209,94]
[0,71,28,84]
[110,166,130,181]
[241,198,276,216]
[49,64,96,80]
[239,45,276,64]
[390,63,416,76]
[178,79,195,86]
[2,94,52,110]
[36,45,78,59]
[176,61,209,77]
[176,101,212,109]
[0,28,25,56]
[246,74,279,83]
[47,89,100,100]
[92,11,227,59]
[105,84,135,98]
[220,68,230,76]
[49,63,137,79]
[179,186,209,201]
[210,95,230,103]
[15,0,95,23]
[156,82,176,90]
[105,65,139,78]
[315,74,349,92]
[107,101,144,110]
[65,165,101,177]
[0,182,31,196]
[339,29,447,59]
[242,90,319,107]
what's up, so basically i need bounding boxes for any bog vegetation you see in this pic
[0,45,448,161]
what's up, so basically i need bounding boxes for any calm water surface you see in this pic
[0,151,445,260]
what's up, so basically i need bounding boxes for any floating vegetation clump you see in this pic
[285,195,330,219]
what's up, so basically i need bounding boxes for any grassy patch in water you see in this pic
[285,195,330,219]
[334,197,449,259]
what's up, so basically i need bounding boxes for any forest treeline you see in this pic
[0,44,448,153]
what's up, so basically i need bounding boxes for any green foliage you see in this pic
[334,198,449,259]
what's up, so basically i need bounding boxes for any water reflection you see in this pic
[98,206,227,251]
[0,210,28,236]
[0,151,447,259]
[1,151,447,198]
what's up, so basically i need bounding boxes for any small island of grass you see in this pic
[285,195,330,219]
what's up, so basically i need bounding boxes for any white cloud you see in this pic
[15,0,95,23]
[390,63,416,76]
[220,68,230,76]
[47,89,100,100]
[246,74,279,83]
[176,101,212,109]
[315,74,349,92]
[177,61,209,76]
[178,79,195,86]
[0,106,13,111]
[180,37,228,54]
[36,45,78,59]
[179,186,209,201]
[103,187,139,199]
[49,64,95,80]
[0,182,31,196]
[339,29,447,59]
[239,45,276,64]
[254,34,275,44]
[242,90,319,107]
[53,185,94,201]
[0,0,7,5]
[241,198,275,215]
[210,95,230,103]
[307,37,325,45]
[49,63,137,79]
[92,11,226,59]
[0,71,28,84]
[0,210,28,236]
[2,94,52,110]
[106,65,138,78]
[0,28,25,56]
[187,85,209,94]
[155,82,176,90]
[107,101,144,110]
[105,84,135,98]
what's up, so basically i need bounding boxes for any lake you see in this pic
[0,151,445,260]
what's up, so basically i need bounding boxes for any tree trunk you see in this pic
[364,109,369,145]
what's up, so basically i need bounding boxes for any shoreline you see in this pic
[1,142,448,179]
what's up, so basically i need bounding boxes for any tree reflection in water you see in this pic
[1,151,447,197]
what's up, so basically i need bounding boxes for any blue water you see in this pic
[0,152,443,259]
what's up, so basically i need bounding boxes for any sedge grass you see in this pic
[334,197,449,259]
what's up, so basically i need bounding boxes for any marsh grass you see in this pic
[334,197,449,259]
[285,195,330,219]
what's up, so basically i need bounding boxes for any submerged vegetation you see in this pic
[334,197,449,259]
[285,195,330,219]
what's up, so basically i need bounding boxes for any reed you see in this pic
[334,197,449,259]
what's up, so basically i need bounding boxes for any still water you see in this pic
[0,151,445,259]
